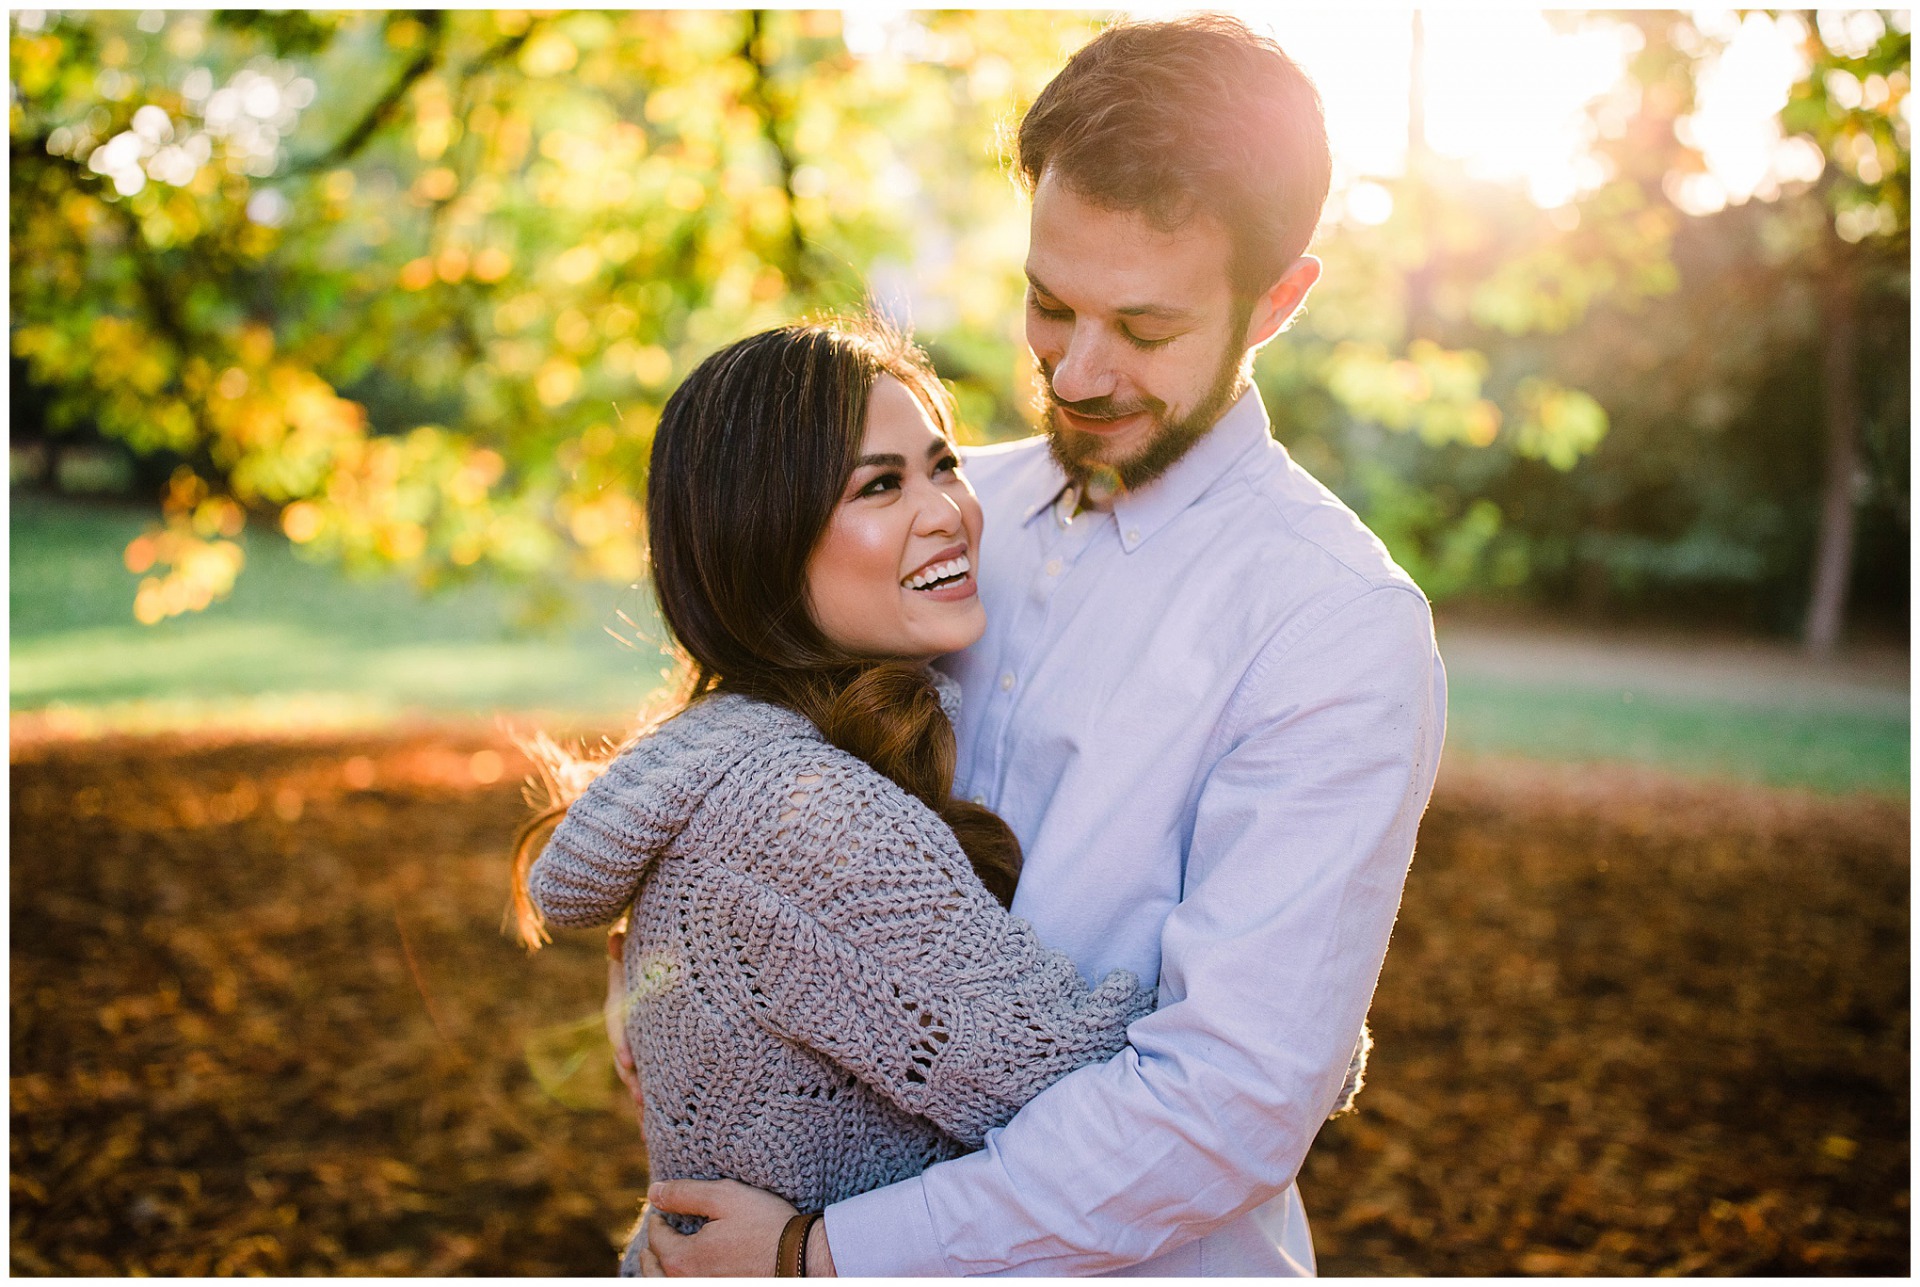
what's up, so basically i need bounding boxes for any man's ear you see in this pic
[1244,255,1323,350]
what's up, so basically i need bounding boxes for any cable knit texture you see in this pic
[527,675,1156,1224]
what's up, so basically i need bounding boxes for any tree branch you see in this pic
[289,11,447,174]
[739,10,811,292]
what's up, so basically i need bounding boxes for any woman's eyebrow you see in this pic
[855,441,948,469]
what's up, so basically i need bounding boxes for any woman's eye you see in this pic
[855,472,901,498]
[934,453,960,475]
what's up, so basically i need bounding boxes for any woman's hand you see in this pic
[606,928,643,1113]
[645,1180,836,1276]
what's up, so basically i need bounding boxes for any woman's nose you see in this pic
[913,486,965,537]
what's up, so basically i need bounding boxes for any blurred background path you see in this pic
[14,494,1906,795]
[1437,613,1907,794]
[1441,615,1906,712]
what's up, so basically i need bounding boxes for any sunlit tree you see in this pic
[9,9,1908,635]
[9,9,1093,622]
[1779,10,1910,652]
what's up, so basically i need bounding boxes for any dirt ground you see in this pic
[9,726,1909,1275]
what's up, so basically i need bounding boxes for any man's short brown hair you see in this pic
[1015,14,1332,299]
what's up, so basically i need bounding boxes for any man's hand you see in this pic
[605,928,643,1112]
[645,1179,836,1277]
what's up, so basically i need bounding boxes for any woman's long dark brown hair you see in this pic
[511,318,1021,949]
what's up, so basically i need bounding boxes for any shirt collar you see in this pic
[1019,386,1272,552]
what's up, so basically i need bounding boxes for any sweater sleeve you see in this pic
[528,708,750,929]
[708,765,1155,1147]
[527,763,670,929]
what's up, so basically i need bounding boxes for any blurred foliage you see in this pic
[9,9,1094,622]
[1785,9,1911,247]
[7,9,1910,633]
[1259,10,1909,629]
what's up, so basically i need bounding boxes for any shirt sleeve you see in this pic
[824,584,1447,1275]
[712,767,1156,1148]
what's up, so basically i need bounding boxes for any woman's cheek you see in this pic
[825,507,910,614]
[839,507,904,570]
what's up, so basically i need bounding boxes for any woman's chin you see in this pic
[901,600,987,661]
[827,590,987,662]
[946,604,989,655]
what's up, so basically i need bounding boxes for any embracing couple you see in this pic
[512,14,1446,1278]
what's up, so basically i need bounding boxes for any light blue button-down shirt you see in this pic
[824,388,1447,1276]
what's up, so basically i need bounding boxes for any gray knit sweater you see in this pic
[527,679,1156,1216]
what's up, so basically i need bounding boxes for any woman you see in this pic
[511,318,1155,1274]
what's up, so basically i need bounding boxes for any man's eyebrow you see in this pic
[1115,302,1196,322]
[1025,270,1194,322]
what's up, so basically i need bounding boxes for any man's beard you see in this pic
[1040,332,1250,497]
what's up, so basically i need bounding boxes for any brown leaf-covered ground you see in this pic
[9,726,1909,1275]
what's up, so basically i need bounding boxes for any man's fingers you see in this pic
[617,1056,643,1103]
[605,933,641,1100]
[638,1246,666,1277]
[647,1177,751,1219]
[642,1208,678,1246]
[643,1208,692,1276]
[641,1182,796,1276]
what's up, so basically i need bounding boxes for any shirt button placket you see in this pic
[996,507,1081,796]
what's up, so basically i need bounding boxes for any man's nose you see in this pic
[1048,325,1117,404]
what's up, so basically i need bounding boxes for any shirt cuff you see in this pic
[822,1175,948,1277]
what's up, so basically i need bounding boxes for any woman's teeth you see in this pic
[903,554,970,590]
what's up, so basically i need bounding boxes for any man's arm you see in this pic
[821,584,1445,1275]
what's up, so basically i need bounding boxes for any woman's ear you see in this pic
[1244,255,1323,350]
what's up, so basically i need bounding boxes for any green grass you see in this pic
[10,493,1909,795]
[1443,674,1908,796]
[10,492,672,730]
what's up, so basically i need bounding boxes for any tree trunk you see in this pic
[740,10,811,293]
[1403,11,1434,343]
[1802,257,1861,655]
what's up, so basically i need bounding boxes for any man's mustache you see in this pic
[1035,363,1165,422]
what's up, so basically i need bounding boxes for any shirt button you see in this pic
[999,673,1015,691]
[1125,529,1141,544]
[1045,558,1062,577]
[971,794,986,805]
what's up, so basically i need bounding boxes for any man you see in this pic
[634,14,1446,1275]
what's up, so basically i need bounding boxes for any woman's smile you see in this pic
[900,545,975,599]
